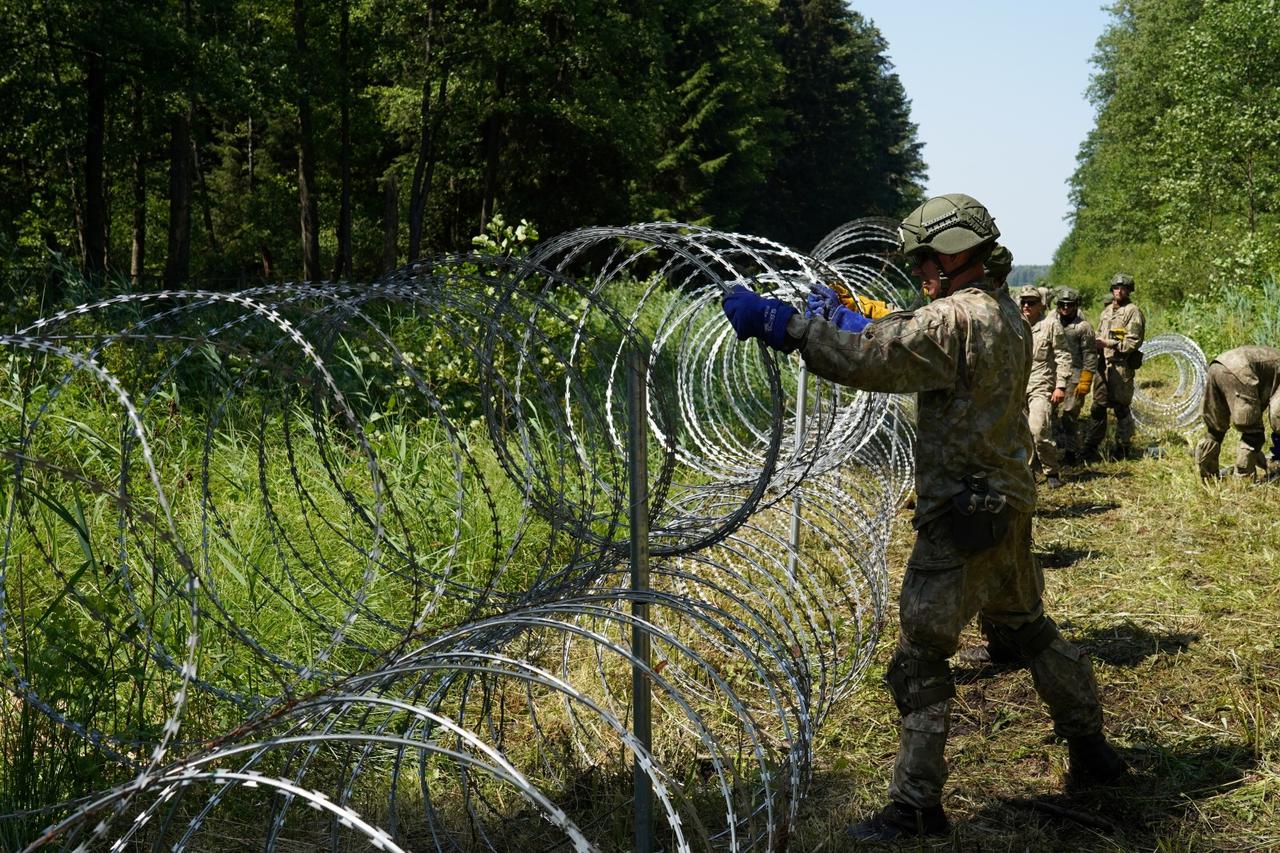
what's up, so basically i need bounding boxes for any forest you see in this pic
[2,0,1280,850]
[1053,0,1280,354]
[0,0,925,292]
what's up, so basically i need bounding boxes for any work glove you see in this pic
[722,285,797,351]
[1075,369,1094,397]
[805,284,843,319]
[805,284,871,333]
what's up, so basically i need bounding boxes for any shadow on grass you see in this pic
[1073,619,1200,666]
[968,739,1256,849]
[1034,545,1091,569]
[1038,498,1120,519]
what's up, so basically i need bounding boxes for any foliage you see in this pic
[1166,276,1280,358]
[1056,0,1280,303]
[1007,265,1051,288]
[470,212,539,258]
[745,0,926,249]
[0,0,925,287]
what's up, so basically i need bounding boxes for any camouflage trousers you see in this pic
[888,509,1103,810]
[1027,393,1060,477]
[1087,359,1136,449]
[1054,386,1086,456]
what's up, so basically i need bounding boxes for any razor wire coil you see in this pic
[1,221,914,851]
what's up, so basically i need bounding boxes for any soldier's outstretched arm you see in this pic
[787,304,960,394]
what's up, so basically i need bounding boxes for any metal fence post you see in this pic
[627,346,653,853]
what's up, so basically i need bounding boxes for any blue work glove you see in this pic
[830,304,871,333]
[806,283,869,333]
[805,284,843,319]
[722,285,797,351]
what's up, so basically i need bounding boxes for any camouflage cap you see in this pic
[1016,285,1042,303]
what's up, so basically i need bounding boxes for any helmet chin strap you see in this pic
[938,251,988,295]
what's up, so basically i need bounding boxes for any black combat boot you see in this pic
[1107,443,1132,462]
[845,800,950,841]
[1067,733,1128,785]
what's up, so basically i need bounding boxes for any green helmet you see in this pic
[1055,286,1081,304]
[899,194,1000,260]
[1110,273,1135,291]
[985,243,1013,282]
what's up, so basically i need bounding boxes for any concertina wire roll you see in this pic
[1,221,1200,850]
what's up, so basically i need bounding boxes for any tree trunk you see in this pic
[294,0,321,281]
[193,136,221,260]
[82,49,107,278]
[382,172,399,273]
[332,0,352,280]
[407,5,448,263]
[163,108,193,289]
[479,65,506,232]
[130,80,146,284]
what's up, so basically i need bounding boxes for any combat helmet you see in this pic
[900,194,1000,261]
[1110,273,1135,291]
[985,243,1013,282]
[1016,285,1042,303]
[1055,286,1081,305]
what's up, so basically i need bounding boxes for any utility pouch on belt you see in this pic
[948,473,1009,553]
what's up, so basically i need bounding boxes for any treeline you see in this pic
[1054,0,1280,306]
[0,0,925,286]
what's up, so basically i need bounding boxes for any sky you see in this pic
[851,1,1115,266]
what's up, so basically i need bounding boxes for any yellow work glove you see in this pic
[1075,370,1094,397]
[832,281,895,319]
[851,293,894,319]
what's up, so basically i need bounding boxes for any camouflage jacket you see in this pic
[787,279,1036,526]
[1213,345,1280,413]
[1027,315,1072,398]
[1097,302,1145,362]
[1058,313,1099,383]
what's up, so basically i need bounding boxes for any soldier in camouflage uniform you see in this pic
[1052,287,1098,461]
[721,194,1125,842]
[1194,346,1280,480]
[1084,273,1146,460]
[1018,285,1072,487]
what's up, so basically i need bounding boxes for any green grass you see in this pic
[793,431,1280,851]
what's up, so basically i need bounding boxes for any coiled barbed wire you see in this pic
[1131,332,1209,431]
[1,221,914,851]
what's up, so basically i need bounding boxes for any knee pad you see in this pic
[1114,403,1132,422]
[1209,428,1227,444]
[1241,431,1265,452]
[1090,405,1107,422]
[885,652,955,716]
[988,615,1059,661]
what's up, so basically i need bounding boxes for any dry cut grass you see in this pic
[793,430,1280,851]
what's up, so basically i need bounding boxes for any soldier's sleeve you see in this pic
[787,305,960,393]
[1051,323,1072,389]
[1117,306,1145,353]
[1080,320,1100,373]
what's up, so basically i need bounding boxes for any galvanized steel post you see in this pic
[627,346,653,853]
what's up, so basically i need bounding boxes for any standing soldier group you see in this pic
[1017,272,1145,484]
